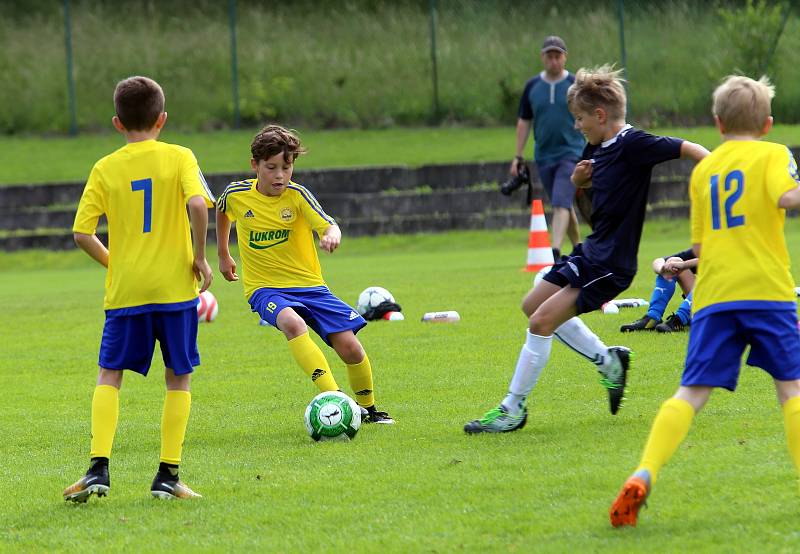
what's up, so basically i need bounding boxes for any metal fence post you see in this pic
[229,0,241,128]
[63,0,78,136]
[617,0,630,117]
[429,0,440,122]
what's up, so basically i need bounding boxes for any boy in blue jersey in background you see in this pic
[620,248,697,333]
[465,65,708,433]
[610,75,800,527]
[65,76,214,502]
[216,125,393,424]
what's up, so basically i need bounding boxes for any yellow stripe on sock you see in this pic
[782,395,800,478]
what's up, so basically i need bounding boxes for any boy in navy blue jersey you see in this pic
[465,65,709,433]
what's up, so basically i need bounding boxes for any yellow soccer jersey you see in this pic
[217,179,336,298]
[690,140,799,315]
[73,140,215,311]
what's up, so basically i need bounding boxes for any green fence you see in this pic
[1,0,794,135]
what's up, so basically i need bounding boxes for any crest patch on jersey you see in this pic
[280,207,294,222]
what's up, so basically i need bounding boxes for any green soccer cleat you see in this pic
[464,405,528,434]
[599,347,632,415]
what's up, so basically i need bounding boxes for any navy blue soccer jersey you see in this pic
[580,125,683,275]
[518,72,585,164]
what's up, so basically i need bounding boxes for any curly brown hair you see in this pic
[113,76,164,131]
[251,124,307,163]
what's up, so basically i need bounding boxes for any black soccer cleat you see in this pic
[599,347,632,415]
[620,315,660,332]
[655,313,688,333]
[361,406,395,424]
[151,474,202,500]
[63,464,110,503]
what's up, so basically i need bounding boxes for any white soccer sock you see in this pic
[553,317,610,368]
[502,331,553,415]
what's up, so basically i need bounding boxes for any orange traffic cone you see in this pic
[523,199,554,272]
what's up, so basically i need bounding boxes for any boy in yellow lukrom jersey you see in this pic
[610,75,800,527]
[216,125,393,424]
[65,76,214,503]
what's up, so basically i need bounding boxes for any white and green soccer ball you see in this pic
[356,286,394,316]
[304,391,362,442]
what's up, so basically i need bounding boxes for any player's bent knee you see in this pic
[276,309,307,338]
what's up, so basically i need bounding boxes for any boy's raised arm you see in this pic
[215,209,238,281]
[187,195,212,293]
[680,141,710,162]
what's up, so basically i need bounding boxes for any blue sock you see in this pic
[646,275,675,321]
[676,291,692,325]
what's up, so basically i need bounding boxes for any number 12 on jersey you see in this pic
[710,170,744,230]
[131,178,153,233]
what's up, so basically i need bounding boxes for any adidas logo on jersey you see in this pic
[244,210,255,218]
[349,311,358,320]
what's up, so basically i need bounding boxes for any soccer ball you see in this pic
[197,290,218,322]
[304,391,362,442]
[533,265,553,288]
[356,286,394,316]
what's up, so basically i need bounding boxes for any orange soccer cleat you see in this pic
[609,473,650,527]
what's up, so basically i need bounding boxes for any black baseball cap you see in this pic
[541,36,567,54]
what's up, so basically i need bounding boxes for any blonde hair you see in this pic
[712,75,774,134]
[567,65,627,121]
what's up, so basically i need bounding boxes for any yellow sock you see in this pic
[347,354,375,408]
[288,332,339,392]
[90,385,119,459]
[160,390,191,465]
[782,396,800,477]
[636,397,695,484]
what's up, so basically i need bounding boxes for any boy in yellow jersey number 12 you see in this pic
[610,75,800,527]
[216,125,394,424]
[64,76,215,502]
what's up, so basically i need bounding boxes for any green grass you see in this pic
[4,1,800,134]
[3,124,800,186]
[2,221,800,551]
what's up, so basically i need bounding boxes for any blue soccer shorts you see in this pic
[542,243,633,314]
[250,286,366,345]
[99,305,200,376]
[537,157,579,210]
[682,307,800,391]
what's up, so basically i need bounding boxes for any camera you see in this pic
[500,160,531,196]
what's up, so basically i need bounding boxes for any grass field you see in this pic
[2,221,800,551]
[4,124,800,186]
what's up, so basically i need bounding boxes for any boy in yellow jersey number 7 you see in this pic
[216,125,393,424]
[610,75,800,527]
[64,76,215,502]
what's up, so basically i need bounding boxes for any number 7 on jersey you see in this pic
[131,178,153,233]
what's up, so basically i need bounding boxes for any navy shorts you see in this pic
[683,307,800,391]
[542,243,633,315]
[250,286,366,346]
[537,158,578,209]
[99,306,200,376]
